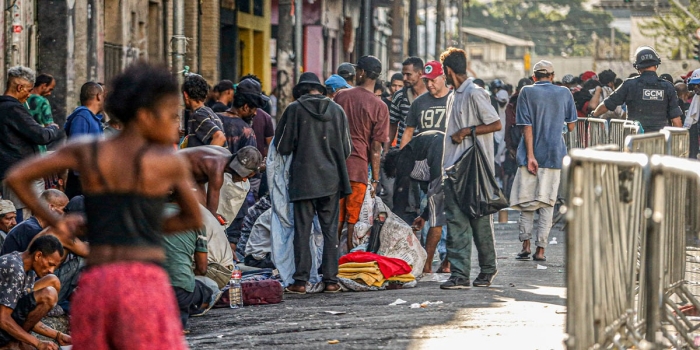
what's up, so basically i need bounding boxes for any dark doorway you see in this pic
[220,9,238,81]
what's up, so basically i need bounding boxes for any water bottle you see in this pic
[229,266,243,309]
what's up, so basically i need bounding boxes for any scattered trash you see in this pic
[328,340,340,345]
[508,283,515,287]
[537,264,547,270]
[324,311,346,315]
[556,310,567,314]
[417,301,444,308]
[558,270,563,273]
[549,237,558,245]
[419,273,450,283]
[410,303,421,309]
[497,256,508,259]
[216,335,224,338]
[389,298,407,306]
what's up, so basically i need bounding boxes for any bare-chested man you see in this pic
[179,145,262,252]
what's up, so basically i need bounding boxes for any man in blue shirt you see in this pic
[510,60,577,262]
[64,82,105,198]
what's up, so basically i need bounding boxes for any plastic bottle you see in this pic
[229,266,243,309]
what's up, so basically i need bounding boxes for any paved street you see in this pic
[186,216,567,349]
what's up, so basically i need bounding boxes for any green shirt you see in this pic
[162,205,208,292]
[25,94,54,154]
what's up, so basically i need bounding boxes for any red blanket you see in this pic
[339,251,412,279]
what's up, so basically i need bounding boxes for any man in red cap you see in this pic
[400,60,452,148]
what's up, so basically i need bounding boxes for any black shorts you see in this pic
[173,279,214,316]
[0,293,38,346]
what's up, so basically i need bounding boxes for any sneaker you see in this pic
[440,276,471,290]
[473,271,498,287]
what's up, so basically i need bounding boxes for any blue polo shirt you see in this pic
[65,106,104,138]
[515,81,577,169]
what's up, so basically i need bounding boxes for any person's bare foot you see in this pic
[533,247,546,261]
[285,284,306,294]
[437,260,451,273]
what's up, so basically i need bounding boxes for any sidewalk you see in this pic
[186,214,567,349]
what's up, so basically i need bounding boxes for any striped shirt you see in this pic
[186,106,227,148]
[390,87,414,147]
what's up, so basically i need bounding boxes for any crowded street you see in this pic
[1,0,700,349]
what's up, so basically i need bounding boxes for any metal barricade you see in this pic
[644,156,700,348]
[563,149,649,349]
[567,117,588,150]
[661,127,690,158]
[610,119,636,150]
[625,132,666,156]
[587,117,608,147]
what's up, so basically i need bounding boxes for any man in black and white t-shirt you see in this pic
[400,60,451,149]
[0,235,69,349]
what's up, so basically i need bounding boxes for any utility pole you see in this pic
[172,0,186,85]
[457,0,463,47]
[362,0,371,56]
[409,0,418,56]
[277,0,295,120]
[294,0,303,81]
[435,0,444,58]
[423,0,429,59]
[390,0,405,69]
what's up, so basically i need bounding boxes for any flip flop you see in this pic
[533,255,547,262]
[284,287,306,295]
[515,251,531,260]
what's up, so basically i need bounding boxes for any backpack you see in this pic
[241,279,283,305]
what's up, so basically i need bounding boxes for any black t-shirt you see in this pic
[405,91,451,134]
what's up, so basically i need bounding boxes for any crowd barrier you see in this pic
[565,127,698,349]
[567,118,640,151]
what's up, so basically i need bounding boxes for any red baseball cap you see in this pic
[422,61,444,80]
[581,71,597,82]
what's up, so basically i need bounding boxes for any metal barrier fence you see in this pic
[563,150,649,349]
[661,127,690,158]
[644,156,700,348]
[625,132,667,156]
[609,119,636,150]
[588,118,608,147]
[567,117,588,150]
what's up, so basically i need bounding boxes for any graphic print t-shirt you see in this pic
[405,91,451,134]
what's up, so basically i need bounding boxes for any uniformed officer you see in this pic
[591,46,682,132]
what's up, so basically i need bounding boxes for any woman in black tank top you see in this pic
[5,62,202,350]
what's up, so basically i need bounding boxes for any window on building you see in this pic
[238,0,251,13]
[469,47,484,61]
[253,0,263,16]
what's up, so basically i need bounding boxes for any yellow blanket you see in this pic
[338,262,385,287]
[387,273,415,282]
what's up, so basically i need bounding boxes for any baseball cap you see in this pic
[0,200,15,215]
[533,60,554,74]
[337,62,356,77]
[688,68,700,85]
[236,78,270,108]
[421,61,444,80]
[229,146,263,178]
[562,74,576,84]
[325,74,351,93]
[682,70,695,81]
[581,71,597,82]
[355,55,382,76]
[496,89,509,103]
[659,73,673,84]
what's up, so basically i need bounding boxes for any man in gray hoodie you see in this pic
[274,72,352,294]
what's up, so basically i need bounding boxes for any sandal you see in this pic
[516,250,531,260]
[284,285,307,294]
[533,255,547,262]
[324,283,341,293]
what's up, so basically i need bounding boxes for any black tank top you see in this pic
[84,141,167,247]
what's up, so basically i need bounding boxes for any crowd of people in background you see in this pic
[0,43,697,349]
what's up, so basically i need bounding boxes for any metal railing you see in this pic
[644,156,700,348]
[609,119,636,150]
[563,149,649,349]
[567,117,588,150]
[588,117,608,147]
[661,127,690,158]
[625,132,666,156]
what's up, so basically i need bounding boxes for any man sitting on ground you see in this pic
[162,203,219,329]
[179,146,263,253]
[1,189,67,255]
[0,200,17,246]
[0,235,71,349]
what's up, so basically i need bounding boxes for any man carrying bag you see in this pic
[439,48,503,289]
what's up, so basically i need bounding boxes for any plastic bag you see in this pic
[445,134,509,218]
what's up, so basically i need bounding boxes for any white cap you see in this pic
[689,68,700,85]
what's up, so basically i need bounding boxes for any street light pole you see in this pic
[294,0,303,81]
[172,0,186,85]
